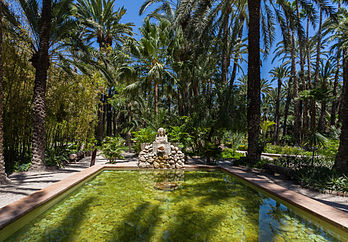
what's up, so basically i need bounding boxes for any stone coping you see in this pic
[220,166,348,233]
[0,164,347,237]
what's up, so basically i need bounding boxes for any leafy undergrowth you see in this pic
[233,157,347,195]
[274,157,347,194]
[13,145,78,172]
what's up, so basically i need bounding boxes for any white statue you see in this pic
[155,128,168,143]
[153,128,170,155]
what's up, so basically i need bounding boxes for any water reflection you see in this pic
[3,170,347,241]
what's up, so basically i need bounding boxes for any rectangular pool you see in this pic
[1,169,348,241]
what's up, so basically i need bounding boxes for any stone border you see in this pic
[220,166,348,233]
[0,164,347,238]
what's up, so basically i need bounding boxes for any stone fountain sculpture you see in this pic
[138,128,185,169]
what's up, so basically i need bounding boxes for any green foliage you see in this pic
[273,157,346,193]
[264,144,311,156]
[132,128,157,153]
[221,149,245,159]
[200,142,222,164]
[167,125,193,151]
[260,121,276,138]
[222,131,244,151]
[238,144,248,151]
[13,163,31,172]
[296,167,347,193]
[317,139,339,159]
[45,145,78,167]
[101,137,126,163]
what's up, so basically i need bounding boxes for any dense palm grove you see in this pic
[0,0,347,188]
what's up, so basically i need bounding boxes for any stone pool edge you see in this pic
[218,166,348,233]
[0,164,105,230]
[0,164,347,234]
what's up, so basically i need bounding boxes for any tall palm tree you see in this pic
[30,0,52,170]
[324,0,342,127]
[333,6,348,172]
[0,0,10,183]
[8,0,76,170]
[130,18,174,118]
[318,59,335,132]
[311,1,334,132]
[270,66,288,144]
[247,0,261,163]
[75,0,133,141]
[334,54,347,172]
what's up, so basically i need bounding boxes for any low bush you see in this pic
[132,128,157,153]
[273,157,346,193]
[101,137,126,163]
[264,144,311,156]
[13,162,31,172]
[45,145,77,167]
[221,148,245,159]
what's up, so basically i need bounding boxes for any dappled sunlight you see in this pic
[3,170,346,241]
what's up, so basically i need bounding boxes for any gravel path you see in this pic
[0,154,347,214]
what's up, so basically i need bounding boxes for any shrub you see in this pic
[167,126,193,151]
[101,137,126,163]
[14,162,31,172]
[221,148,245,159]
[45,145,76,167]
[132,128,157,153]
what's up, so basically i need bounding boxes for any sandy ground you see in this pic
[0,154,347,213]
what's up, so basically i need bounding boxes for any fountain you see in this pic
[138,128,185,169]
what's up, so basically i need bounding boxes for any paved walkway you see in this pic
[0,154,347,213]
[0,154,137,208]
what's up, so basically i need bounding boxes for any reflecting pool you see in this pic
[4,170,347,241]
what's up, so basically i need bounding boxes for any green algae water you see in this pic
[3,170,348,241]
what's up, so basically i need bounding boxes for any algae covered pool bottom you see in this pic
[4,170,347,241]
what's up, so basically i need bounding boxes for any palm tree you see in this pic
[139,0,176,21]
[0,0,10,183]
[333,7,348,172]
[30,0,53,170]
[8,0,76,170]
[334,55,348,172]
[318,59,335,132]
[247,0,261,163]
[311,1,334,132]
[131,18,174,119]
[270,66,288,144]
[75,0,133,141]
[323,1,343,127]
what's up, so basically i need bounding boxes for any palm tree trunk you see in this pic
[306,15,314,132]
[330,51,340,127]
[154,80,158,118]
[291,32,301,144]
[106,90,112,137]
[30,0,52,171]
[296,0,307,138]
[283,78,292,138]
[311,7,323,132]
[330,1,342,127]
[274,78,281,144]
[222,4,232,86]
[247,0,261,163]
[318,80,327,132]
[0,0,10,183]
[96,97,104,144]
[334,51,348,173]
